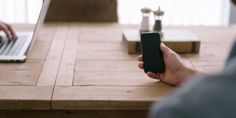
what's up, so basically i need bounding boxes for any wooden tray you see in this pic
[122,29,201,54]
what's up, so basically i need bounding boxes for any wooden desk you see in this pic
[0,23,235,118]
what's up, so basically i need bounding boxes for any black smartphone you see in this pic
[140,32,165,73]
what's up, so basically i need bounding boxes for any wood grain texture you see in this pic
[0,86,53,110]
[74,23,137,60]
[74,60,164,86]
[52,83,174,110]
[1,23,236,113]
[37,24,69,86]
[0,110,148,118]
[0,62,43,86]
[55,24,79,86]
[74,71,157,86]
[27,24,57,61]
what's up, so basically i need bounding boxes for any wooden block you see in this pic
[122,29,201,54]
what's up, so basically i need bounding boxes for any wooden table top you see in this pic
[0,23,235,110]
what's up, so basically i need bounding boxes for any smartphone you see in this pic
[140,32,165,73]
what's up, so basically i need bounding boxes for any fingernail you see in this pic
[147,72,153,76]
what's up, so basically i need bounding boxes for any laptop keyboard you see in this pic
[0,35,29,56]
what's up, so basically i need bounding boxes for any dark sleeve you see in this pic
[149,72,236,118]
[149,43,236,118]
[225,42,236,66]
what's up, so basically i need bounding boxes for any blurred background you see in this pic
[0,0,42,24]
[0,0,235,26]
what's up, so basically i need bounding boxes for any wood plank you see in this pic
[74,60,145,86]
[0,110,148,118]
[79,23,120,30]
[79,23,121,42]
[190,60,225,73]
[55,24,79,86]
[78,42,123,50]
[74,58,193,86]
[75,60,139,72]
[75,71,157,86]
[184,44,231,62]
[52,84,174,110]
[77,49,137,60]
[37,24,69,86]
[76,23,137,60]
[0,86,53,110]
[75,59,193,72]
[189,27,236,43]
[0,62,43,86]
[27,24,57,61]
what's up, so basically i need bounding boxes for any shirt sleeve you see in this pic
[149,73,236,118]
[149,43,236,118]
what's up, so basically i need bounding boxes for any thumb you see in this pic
[160,43,174,57]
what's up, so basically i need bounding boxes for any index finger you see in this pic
[5,24,17,39]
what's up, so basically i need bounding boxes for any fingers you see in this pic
[147,72,161,80]
[0,24,10,39]
[137,55,143,62]
[138,55,144,69]
[138,62,144,69]
[0,21,17,39]
[159,73,165,81]
[137,55,144,69]
[5,24,17,39]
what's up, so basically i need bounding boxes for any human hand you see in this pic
[0,21,17,39]
[138,43,197,86]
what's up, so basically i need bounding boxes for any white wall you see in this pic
[118,0,231,26]
[0,0,42,24]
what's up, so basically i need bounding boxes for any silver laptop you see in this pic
[0,0,51,62]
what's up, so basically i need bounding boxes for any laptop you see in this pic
[0,0,51,62]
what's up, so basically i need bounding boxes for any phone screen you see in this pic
[141,32,165,73]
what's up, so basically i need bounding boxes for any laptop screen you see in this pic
[0,0,50,61]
